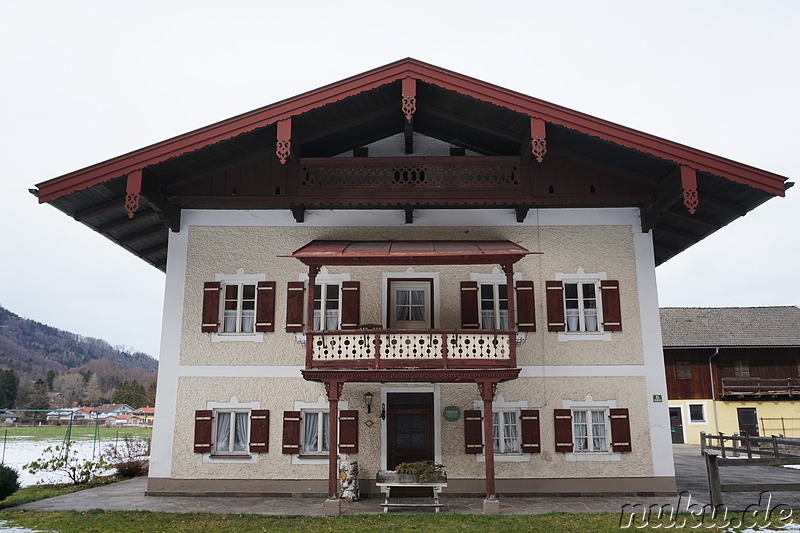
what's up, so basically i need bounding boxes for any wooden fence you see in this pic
[700,432,800,507]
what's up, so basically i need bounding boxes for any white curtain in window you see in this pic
[241,310,255,333]
[304,412,319,452]
[313,310,321,331]
[322,412,330,452]
[216,412,231,452]
[566,308,580,331]
[223,311,237,333]
[395,290,409,321]
[234,412,248,451]
[503,411,518,452]
[410,290,425,321]
[481,310,495,329]
[492,412,500,452]
[591,410,607,451]
[573,410,588,451]
[325,309,339,330]
[584,308,598,332]
[498,309,509,330]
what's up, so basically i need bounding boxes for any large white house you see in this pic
[34,59,789,513]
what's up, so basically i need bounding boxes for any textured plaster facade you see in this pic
[149,208,674,495]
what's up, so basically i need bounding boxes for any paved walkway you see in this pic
[12,445,800,515]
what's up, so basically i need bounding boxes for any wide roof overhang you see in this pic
[283,240,537,268]
[302,368,522,384]
[32,58,791,271]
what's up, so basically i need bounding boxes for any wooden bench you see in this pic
[376,482,447,513]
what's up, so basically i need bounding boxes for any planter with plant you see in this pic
[377,461,447,484]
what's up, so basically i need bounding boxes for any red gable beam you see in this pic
[276,118,291,165]
[681,165,699,215]
[401,77,416,121]
[125,169,143,219]
[530,117,546,163]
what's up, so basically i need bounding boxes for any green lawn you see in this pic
[0,426,151,443]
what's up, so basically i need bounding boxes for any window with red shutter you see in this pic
[515,281,536,332]
[194,410,213,453]
[464,409,483,454]
[340,282,360,330]
[609,408,632,452]
[600,280,622,331]
[282,411,301,454]
[545,281,565,332]
[255,282,276,333]
[460,281,480,329]
[339,410,359,453]
[520,409,541,453]
[285,282,305,332]
[249,410,270,453]
[201,282,221,333]
[553,409,574,452]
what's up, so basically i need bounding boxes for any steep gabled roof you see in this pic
[660,306,800,348]
[32,58,791,271]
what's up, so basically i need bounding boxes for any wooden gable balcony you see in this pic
[306,329,516,371]
[721,377,800,398]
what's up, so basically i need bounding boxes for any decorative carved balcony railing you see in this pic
[305,329,516,370]
[721,377,800,398]
[299,157,521,190]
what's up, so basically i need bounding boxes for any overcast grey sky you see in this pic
[1,1,797,359]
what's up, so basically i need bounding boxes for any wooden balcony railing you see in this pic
[721,377,800,398]
[305,329,516,370]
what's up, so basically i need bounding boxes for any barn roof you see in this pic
[660,306,800,348]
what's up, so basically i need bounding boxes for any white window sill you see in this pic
[476,452,531,463]
[565,451,621,462]
[558,331,612,342]
[687,420,708,425]
[203,453,257,464]
[292,453,343,465]
[211,332,264,343]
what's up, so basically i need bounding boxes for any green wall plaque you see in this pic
[653,394,663,403]
[443,406,460,421]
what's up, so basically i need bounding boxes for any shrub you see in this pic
[394,461,446,482]
[104,436,149,478]
[25,442,109,485]
[0,465,20,500]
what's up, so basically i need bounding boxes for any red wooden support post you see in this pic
[276,118,292,165]
[479,381,497,500]
[125,169,143,218]
[681,165,698,214]
[401,77,416,121]
[326,381,341,499]
[530,117,547,163]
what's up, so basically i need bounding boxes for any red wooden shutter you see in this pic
[545,281,565,332]
[201,282,221,333]
[194,410,212,453]
[340,281,360,330]
[255,282,276,333]
[460,281,479,329]
[520,409,540,453]
[610,408,632,452]
[600,280,622,332]
[515,281,536,332]
[285,282,305,333]
[554,409,574,452]
[339,410,359,453]
[249,410,269,453]
[464,409,483,454]
[282,411,301,454]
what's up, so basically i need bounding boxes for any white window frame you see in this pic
[211,270,265,343]
[562,280,603,334]
[473,395,530,463]
[212,408,251,456]
[687,402,707,424]
[381,269,440,329]
[291,395,349,464]
[562,395,620,462]
[300,409,330,456]
[204,396,259,463]
[389,280,431,329]
[313,282,342,331]
[220,282,258,334]
[571,408,610,453]
[478,282,509,330]
[555,268,611,342]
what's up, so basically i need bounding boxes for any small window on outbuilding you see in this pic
[734,359,750,378]
[676,361,692,380]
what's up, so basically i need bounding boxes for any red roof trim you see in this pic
[36,58,788,202]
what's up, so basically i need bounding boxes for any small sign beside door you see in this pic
[443,406,460,421]
[652,394,663,403]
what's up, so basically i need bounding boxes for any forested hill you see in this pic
[0,305,158,377]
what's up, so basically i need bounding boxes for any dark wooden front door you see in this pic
[387,393,434,470]
[737,407,759,436]
[669,407,684,444]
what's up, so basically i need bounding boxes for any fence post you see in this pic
[700,431,706,455]
[745,433,753,459]
[719,433,726,458]
[772,435,780,458]
[705,452,724,509]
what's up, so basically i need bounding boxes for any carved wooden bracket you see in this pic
[324,380,344,401]
[477,380,498,401]
[681,165,699,214]
[125,169,143,219]
[401,77,416,122]
[276,118,292,165]
[530,117,547,163]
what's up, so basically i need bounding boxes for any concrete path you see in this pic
[12,445,800,515]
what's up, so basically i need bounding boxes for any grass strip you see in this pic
[0,426,151,442]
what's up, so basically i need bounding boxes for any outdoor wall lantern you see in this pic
[364,392,374,413]
[380,403,386,420]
